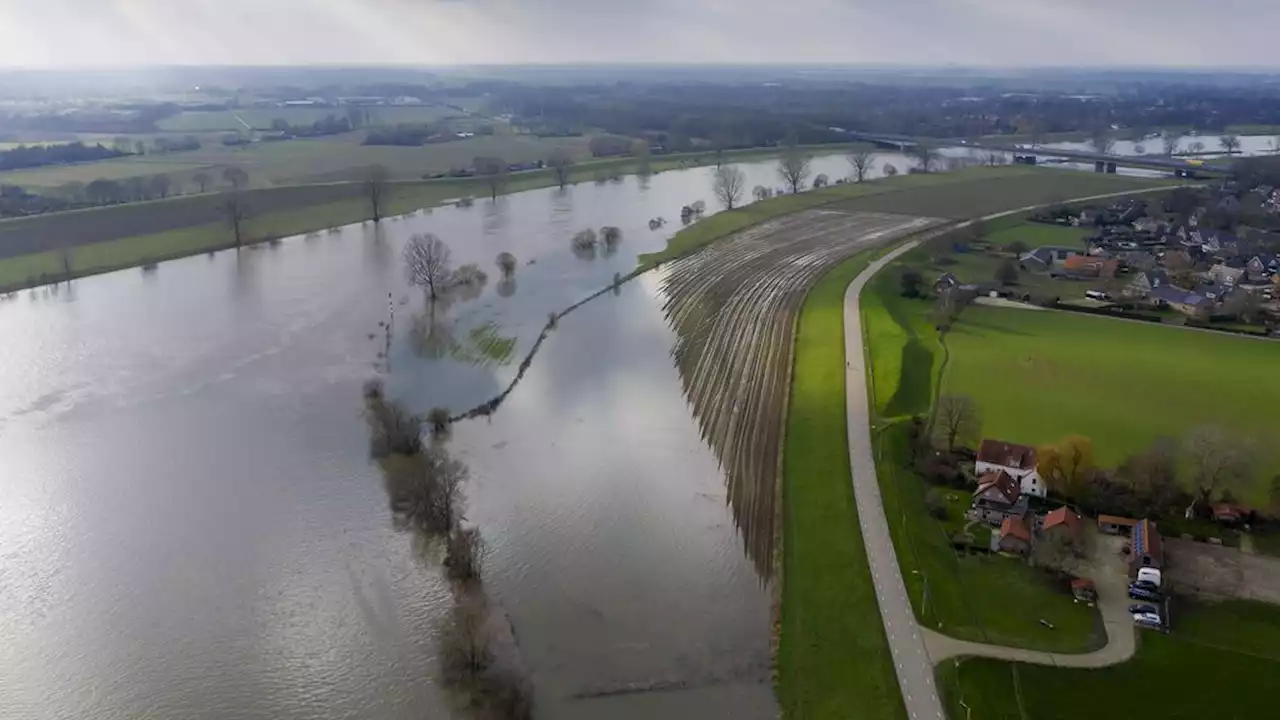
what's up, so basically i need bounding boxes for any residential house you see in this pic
[998,515,1034,556]
[1149,285,1212,318]
[1042,506,1084,542]
[1246,256,1272,283]
[1207,263,1245,287]
[1020,245,1075,271]
[1164,249,1195,272]
[1132,217,1159,233]
[1123,268,1170,299]
[1120,250,1159,271]
[968,470,1028,525]
[1217,195,1242,214]
[1130,519,1163,573]
[976,439,1044,497]
[1098,515,1138,535]
[1054,254,1118,280]
[934,272,959,294]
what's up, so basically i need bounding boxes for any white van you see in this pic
[1136,567,1162,588]
[1085,290,1111,301]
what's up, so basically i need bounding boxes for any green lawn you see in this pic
[861,259,1102,655]
[984,222,1090,250]
[940,600,1280,720]
[780,250,907,720]
[941,306,1280,505]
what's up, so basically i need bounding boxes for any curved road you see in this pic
[839,187,1176,719]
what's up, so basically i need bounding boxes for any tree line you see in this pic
[0,142,129,171]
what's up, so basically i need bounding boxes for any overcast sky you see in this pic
[0,0,1271,68]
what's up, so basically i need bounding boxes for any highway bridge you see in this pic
[842,131,1233,178]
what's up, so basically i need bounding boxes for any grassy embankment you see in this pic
[779,249,907,720]
[0,141,881,291]
[860,252,1103,654]
[939,600,1280,720]
[941,305,1280,505]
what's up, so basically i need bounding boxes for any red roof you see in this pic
[1070,578,1095,590]
[975,470,1020,505]
[1213,504,1245,521]
[1064,254,1105,270]
[978,439,1038,471]
[1043,507,1083,534]
[1000,515,1033,543]
[1098,514,1138,527]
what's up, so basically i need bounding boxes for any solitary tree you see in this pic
[1090,127,1116,155]
[883,163,899,177]
[404,233,453,303]
[1220,134,1243,155]
[752,185,772,202]
[911,143,941,172]
[548,149,574,188]
[495,252,517,279]
[1159,132,1179,156]
[712,164,746,210]
[847,147,875,182]
[899,268,924,297]
[222,166,250,190]
[364,164,390,222]
[1007,239,1029,255]
[149,174,172,200]
[633,140,652,175]
[995,258,1019,285]
[1184,425,1256,514]
[474,156,508,201]
[777,138,812,194]
[934,395,982,453]
[192,172,212,193]
[224,192,251,248]
[1188,140,1205,154]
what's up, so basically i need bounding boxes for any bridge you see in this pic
[841,131,1232,178]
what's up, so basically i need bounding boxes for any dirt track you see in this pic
[660,209,941,577]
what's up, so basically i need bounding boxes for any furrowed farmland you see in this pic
[660,209,940,576]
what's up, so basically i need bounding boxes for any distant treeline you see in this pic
[268,114,353,138]
[364,124,435,146]
[0,142,129,171]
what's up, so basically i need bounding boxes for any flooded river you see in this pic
[0,151,917,720]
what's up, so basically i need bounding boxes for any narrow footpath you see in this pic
[838,186,1176,718]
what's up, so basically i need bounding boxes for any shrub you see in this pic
[445,526,487,583]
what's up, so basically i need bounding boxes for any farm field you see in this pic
[939,600,1280,720]
[831,171,1178,218]
[861,256,1103,654]
[154,105,467,132]
[779,249,907,720]
[984,221,1090,249]
[0,132,598,190]
[942,305,1280,504]
[662,209,941,576]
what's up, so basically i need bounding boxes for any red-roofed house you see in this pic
[976,439,1045,497]
[1212,503,1246,526]
[1042,506,1083,540]
[999,515,1033,556]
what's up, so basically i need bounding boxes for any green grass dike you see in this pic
[778,249,908,720]
[939,600,1280,720]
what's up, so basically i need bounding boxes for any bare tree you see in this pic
[1184,425,1256,513]
[364,164,390,222]
[883,163,899,177]
[192,172,212,193]
[812,173,829,188]
[777,140,812,194]
[495,252,517,279]
[222,166,249,190]
[633,140,652,175]
[712,164,746,209]
[847,148,875,182]
[752,185,772,202]
[1220,134,1243,155]
[149,174,172,199]
[1188,140,1205,154]
[474,156,508,200]
[910,143,941,172]
[933,395,982,453]
[445,526,487,583]
[441,592,493,684]
[1161,131,1180,156]
[548,149,573,188]
[223,192,250,248]
[404,233,453,302]
[1090,128,1116,155]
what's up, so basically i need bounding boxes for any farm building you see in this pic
[1130,519,1163,573]
[976,439,1044,497]
[968,471,1027,525]
[1098,515,1138,535]
[1041,506,1083,543]
[998,515,1034,556]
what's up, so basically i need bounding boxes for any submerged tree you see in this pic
[404,233,453,302]
[364,163,390,222]
[847,147,875,182]
[712,164,746,209]
[495,252,518,279]
[777,138,812,194]
[474,156,508,200]
[1161,131,1180,156]
[223,192,251,248]
[548,149,574,189]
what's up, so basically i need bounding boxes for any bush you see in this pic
[925,487,948,520]
[445,526,487,583]
[365,396,423,457]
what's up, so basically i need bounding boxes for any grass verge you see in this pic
[939,600,1280,720]
[779,250,906,720]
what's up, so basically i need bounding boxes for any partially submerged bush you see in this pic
[453,263,489,287]
[495,252,518,279]
[427,406,452,435]
[600,226,622,248]
[570,228,598,250]
[365,395,423,457]
[445,526,487,583]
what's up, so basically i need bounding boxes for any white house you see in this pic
[975,439,1045,497]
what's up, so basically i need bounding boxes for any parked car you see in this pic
[1133,612,1162,625]
[1131,579,1159,592]
[1129,586,1162,602]
[1129,604,1158,615]
[1137,568,1162,588]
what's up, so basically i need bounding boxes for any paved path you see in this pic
[838,187,1174,718]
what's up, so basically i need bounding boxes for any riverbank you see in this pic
[0,142,873,292]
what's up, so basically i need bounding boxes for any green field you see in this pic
[861,260,1102,654]
[940,600,1280,720]
[780,250,907,720]
[155,105,465,132]
[941,305,1280,504]
[984,222,1090,250]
